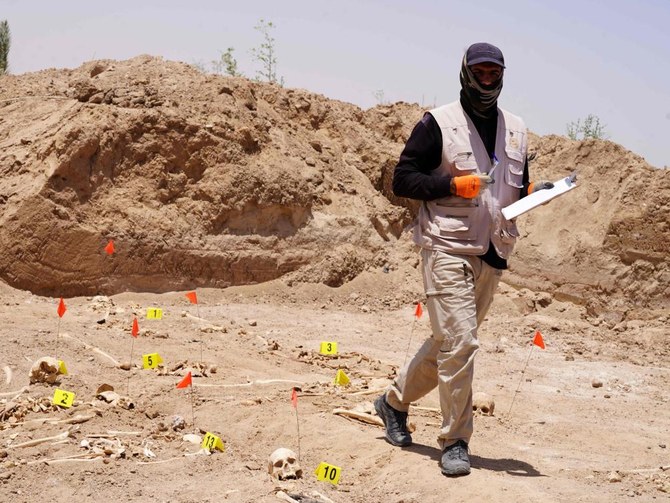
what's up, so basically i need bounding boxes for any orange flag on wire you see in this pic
[291,388,298,409]
[104,240,115,255]
[176,371,192,389]
[131,317,139,338]
[414,302,423,319]
[185,291,198,304]
[533,330,545,349]
[57,298,67,318]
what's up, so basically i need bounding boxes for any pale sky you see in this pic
[3,0,669,167]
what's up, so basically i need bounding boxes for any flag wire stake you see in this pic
[127,337,135,396]
[293,388,301,463]
[507,344,535,417]
[190,383,196,431]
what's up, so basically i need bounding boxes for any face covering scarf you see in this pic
[459,55,504,119]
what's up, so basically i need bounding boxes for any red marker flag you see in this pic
[414,302,423,319]
[291,388,298,409]
[185,291,198,304]
[57,298,67,318]
[533,330,545,349]
[131,317,139,338]
[176,371,192,389]
[104,240,115,255]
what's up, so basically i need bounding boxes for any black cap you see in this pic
[466,42,505,68]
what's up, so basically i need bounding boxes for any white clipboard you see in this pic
[502,173,578,220]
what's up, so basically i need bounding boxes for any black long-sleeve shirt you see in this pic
[393,106,530,270]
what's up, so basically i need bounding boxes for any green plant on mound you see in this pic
[566,114,608,140]
[0,20,10,75]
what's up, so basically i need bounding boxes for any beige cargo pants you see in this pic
[386,248,500,449]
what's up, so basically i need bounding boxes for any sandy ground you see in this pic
[1,273,668,503]
[1,56,668,503]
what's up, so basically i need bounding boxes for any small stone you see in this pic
[248,320,257,327]
[565,354,575,361]
[659,443,666,449]
[591,379,603,388]
[145,409,160,420]
[182,434,201,445]
[607,471,622,483]
[604,394,611,399]
[171,415,186,431]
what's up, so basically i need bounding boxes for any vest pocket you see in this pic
[504,148,524,188]
[433,205,477,241]
[452,149,478,172]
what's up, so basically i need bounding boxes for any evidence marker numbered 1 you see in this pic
[146,308,163,319]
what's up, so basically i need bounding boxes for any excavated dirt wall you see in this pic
[0,56,667,322]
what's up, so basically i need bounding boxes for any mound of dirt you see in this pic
[0,56,412,297]
[509,133,669,324]
[0,56,667,324]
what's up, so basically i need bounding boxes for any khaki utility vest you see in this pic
[412,101,527,259]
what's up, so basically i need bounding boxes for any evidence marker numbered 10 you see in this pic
[315,461,342,485]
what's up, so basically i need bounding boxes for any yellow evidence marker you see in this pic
[334,369,350,386]
[142,353,164,369]
[315,462,342,485]
[146,308,163,319]
[319,341,338,355]
[53,388,75,408]
[201,432,225,452]
[57,360,68,375]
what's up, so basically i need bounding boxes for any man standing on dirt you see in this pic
[374,42,553,476]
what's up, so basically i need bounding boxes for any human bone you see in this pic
[97,390,120,403]
[95,388,134,409]
[182,433,202,445]
[81,437,126,458]
[268,447,303,480]
[4,365,12,385]
[29,357,61,384]
[114,396,135,410]
[334,402,417,432]
[8,430,70,449]
[472,392,495,416]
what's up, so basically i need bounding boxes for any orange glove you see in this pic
[450,174,492,198]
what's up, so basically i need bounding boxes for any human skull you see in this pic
[472,392,495,416]
[29,357,61,384]
[268,447,302,480]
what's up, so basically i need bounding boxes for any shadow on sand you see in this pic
[400,441,544,477]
